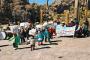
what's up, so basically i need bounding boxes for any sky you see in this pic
[29,0,54,5]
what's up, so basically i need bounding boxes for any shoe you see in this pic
[15,48,18,50]
[41,42,43,45]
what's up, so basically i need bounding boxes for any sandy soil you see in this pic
[0,37,90,60]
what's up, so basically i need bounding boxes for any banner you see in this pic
[0,32,6,40]
[56,25,76,36]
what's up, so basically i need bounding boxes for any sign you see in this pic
[0,32,6,40]
[56,25,76,36]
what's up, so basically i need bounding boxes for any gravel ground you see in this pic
[0,37,90,60]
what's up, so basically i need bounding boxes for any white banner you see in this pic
[0,32,6,40]
[56,25,76,36]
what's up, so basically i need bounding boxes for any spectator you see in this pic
[82,22,89,37]
[19,28,26,44]
[68,21,75,27]
[84,18,89,29]
[73,18,79,25]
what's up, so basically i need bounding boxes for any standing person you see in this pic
[48,27,53,39]
[82,22,89,37]
[29,27,36,39]
[44,29,51,44]
[73,18,79,25]
[84,18,89,29]
[25,27,30,40]
[13,33,20,50]
[19,28,26,44]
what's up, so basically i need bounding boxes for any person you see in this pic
[53,21,57,28]
[19,28,26,44]
[48,26,53,39]
[29,27,36,39]
[13,33,20,50]
[68,21,75,27]
[73,18,79,25]
[25,27,30,40]
[82,22,89,37]
[61,22,66,27]
[44,29,51,44]
[84,18,89,29]
[75,25,83,37]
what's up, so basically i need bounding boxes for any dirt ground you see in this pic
[0,37,90,60]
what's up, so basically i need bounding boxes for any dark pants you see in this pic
[20,37,25,43]
[75,30,82,37]
[83,30,89,37]
[45,37,51,44]
[49,32,53,39]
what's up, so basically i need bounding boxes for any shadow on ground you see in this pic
[42,43,58,45]
[18,46,30,50]
[0,45,10,47]
[51,40,62,42]
[58,56,64,58]
[35,46,51,50]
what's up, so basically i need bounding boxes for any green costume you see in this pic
[13,34,21,49]
[35,32,44,42]
[44,29,51,43]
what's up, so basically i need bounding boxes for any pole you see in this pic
[14,11,15,23]
[0,0,3,12]
[46,0,49,9]
[84,0,88,20]
[46,0,49,22]
[40,9,43,24]
[65,10,69,25]
[74,0,79,19]
[1,0,2,7]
